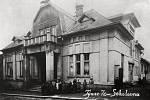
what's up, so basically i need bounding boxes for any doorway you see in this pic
[35,52,46,83]
[129,63,134,81]
[54,53,59,79]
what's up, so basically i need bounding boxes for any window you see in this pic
[84,53,89,75]
[33,38,35,44]
[130,42,133,57]
[30,58,38,77]
[40,36,43,42]
[68,53,90,76]
[134,66,139,75]
[20,61,23,77]
[39,30,44,35]
[16,61,23,78]
[76,54,81,75]
[52,26,56,36]
[6,62,13,77]
[69,55,73,76]
[6,56,13,77]
[128,63,133,81]
[129,24,135,33]
[78,36,82,41]
[121,54,124,68]
[85,35,89,41]
[36,37,39,43]
[46,27,50,33]
[73,37,77,42]
[70,35,89,43]
[16,53,23,79]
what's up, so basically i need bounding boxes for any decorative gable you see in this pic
[32,4,59,37]
[33,5,58,25]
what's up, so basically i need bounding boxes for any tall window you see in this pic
[52,26,56,36]
[130,42,133,57]
[76,54,81,75]
[6,62,13,77]
[20,61,23,77]
[129,63,133,81]
[6,56,13,77]
[16,53,23,79]
[121,54,124,68]
[30,58,38,77]
[84,53,89,75]
[40,36,43,42]
[69,55,73,76]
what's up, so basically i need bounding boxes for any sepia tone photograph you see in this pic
[0,0,150,99]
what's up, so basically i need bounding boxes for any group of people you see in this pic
[41,77,94,95]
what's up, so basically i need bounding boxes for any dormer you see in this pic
[12,36,22,44]
[78,15,95,23]
[122,13,140,37]
[109,13,140,38]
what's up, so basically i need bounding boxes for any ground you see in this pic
[0,84,150,100]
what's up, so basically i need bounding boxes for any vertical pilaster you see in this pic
[3,57,5,79]
[24,55,27,81]
[13,54,16,80]
[73,55,76,76]
[81,54,84,76]
[46,51,54,81]
[57,54,62,79]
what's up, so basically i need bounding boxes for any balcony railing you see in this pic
[24,33,57,46]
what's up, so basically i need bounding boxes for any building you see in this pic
[0,54,3,80]
[1,1,144,88]
[141,58,150,81]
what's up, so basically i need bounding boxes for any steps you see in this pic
[28,85,42,93]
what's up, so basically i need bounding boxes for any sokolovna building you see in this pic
[1,1,144,88]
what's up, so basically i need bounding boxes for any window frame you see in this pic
[75,54,81,75]
[83,53,90,75]
[5,56,13,78]
[6,62,13,77]
[68,53,90,77]
[69,55,73,76]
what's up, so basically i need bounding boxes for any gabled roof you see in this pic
[108,13,140,28]
[141,58,150,65]
[66,9,112,34]
[2,35,24,51]
[12,36,24,41]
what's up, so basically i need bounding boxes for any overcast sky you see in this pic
[0,0,150,60]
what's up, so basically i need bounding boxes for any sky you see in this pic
[0,0,150,60]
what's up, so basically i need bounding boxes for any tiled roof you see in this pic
[141,58,150,64]
[2,36,24,50]
[64,9,112,35]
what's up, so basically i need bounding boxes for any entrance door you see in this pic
[54,53,59,79]
[119,68,123,83]
[129,63,134,81]
[36,52,46,83]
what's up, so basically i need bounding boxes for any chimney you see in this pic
[75,4,84,17]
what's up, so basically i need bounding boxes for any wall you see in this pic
[3,48,24,81]
[62,29,116,85]
[111,29,142,82]
[0,55,3,80]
